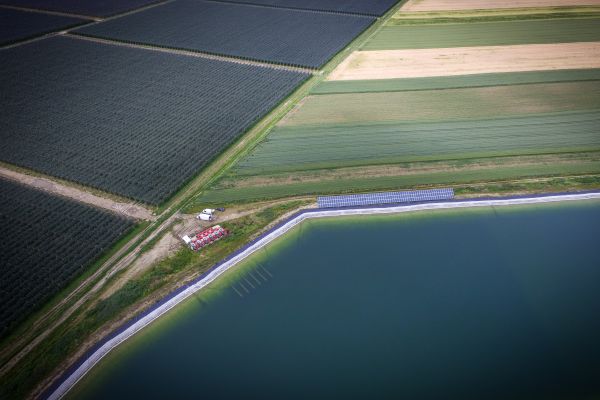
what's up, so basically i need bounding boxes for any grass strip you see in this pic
[198,161,600,203]
[312,69,600,94]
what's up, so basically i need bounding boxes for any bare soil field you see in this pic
[401,0,600,12]
[328,42,600,80]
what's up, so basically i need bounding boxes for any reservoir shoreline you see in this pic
[46,190,600,400]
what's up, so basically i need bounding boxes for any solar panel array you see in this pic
[318,188,454,208]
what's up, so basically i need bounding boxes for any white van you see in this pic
[197,212,213,221]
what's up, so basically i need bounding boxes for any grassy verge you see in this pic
[455,175,600,197]
[197,161,600,204]
[0,200,310,400]
[311,69,600,95]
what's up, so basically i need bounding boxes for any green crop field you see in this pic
[312,69,600,95]
[199,156,600,203]
[361,17,600,50]
[197,78,600,205]
[235,111,600,175]
[193,6,600,207]
[283,81,600,127]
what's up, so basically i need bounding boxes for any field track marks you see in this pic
[0,166,155,221]
[67,33,318,74]
[328,42,600,80]
[401,0,600,12]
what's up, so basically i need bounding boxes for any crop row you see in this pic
[76,0,375,68]
[201,158,600,203]
[362,17,600,50]
[280,81,600,127]
[312,69,600,95]
[0,177,134,339]
[236,111,600,175]
[0,36,308,204]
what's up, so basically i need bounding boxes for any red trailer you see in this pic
[188,225,229,251]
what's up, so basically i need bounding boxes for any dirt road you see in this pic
[0,166,155,221]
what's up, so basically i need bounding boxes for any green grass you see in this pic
[388,7,600,25]
[282,82,600,127]
[199,161,600,204]
[362,17,600,50]
[235,111,600,175]
[455,174,600,196]
[312,69,600,95]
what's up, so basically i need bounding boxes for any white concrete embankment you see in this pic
[48,191,600,400]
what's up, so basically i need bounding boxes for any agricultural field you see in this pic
[0,7,85,45]
[315,69,600,94]
[200,155,600,203]
[327,43,600,80]
[0,0,162,17]
[217,0,400,16]
[237,111,600,174]
[400,0,600,12]
[196,3,600,205]
[280,81,600,126]
[0,176,134,339]
[0,36,308,204]
[362,17,600,50]
[389,6,600,23]
[76,0,375,68]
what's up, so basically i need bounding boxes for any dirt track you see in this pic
[401,0,600,11]
[328,42,600,80]
[0,166,155,220]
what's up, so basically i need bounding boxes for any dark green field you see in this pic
[362,17,600,50]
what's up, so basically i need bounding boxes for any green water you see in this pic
[72,201,600,400]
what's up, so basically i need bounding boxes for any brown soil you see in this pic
[97,201,308,299]
[328,42,600,80]
[0,166,155,221]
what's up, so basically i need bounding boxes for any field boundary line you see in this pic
[0,166,155,221]
[65,32,318,74]
[0,4,99,20]
[204,0,380,18]
[98,0,174,21]
[46,190,600,400]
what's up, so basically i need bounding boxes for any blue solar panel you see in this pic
[317,188,454,208]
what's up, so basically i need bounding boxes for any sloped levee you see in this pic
[46,190,600,400]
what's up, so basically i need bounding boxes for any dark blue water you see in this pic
[72,201,600,400]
